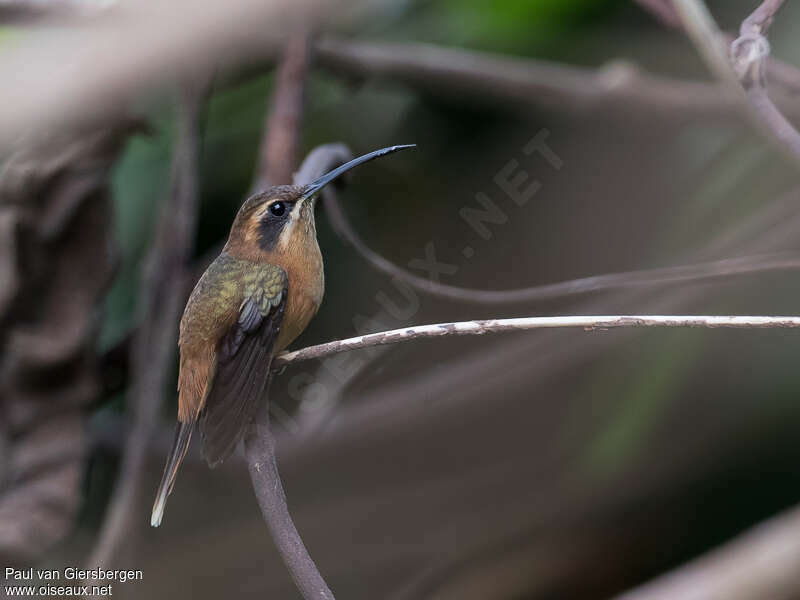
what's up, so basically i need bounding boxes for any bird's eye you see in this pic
[269,201,286,217]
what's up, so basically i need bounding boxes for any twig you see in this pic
[671,0,800,163]
[315,38,747,121]
[634,0,800,96]
[323,169,800,302]
[252,29,311,191]
[740,0,785,35]
[243,38,336,600]
[308,138,800,305]
[86,85,205,572]
[614,502,800,600]
[272,314,800,368]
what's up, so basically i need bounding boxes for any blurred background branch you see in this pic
[316,38,747,121]
[252,30,311,193]
[86,84,206,572]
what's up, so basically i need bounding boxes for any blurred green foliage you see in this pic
[367,0,624,53]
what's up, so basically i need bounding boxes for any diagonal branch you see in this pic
[272,314,800,368]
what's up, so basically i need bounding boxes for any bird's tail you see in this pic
[151,421,194,527]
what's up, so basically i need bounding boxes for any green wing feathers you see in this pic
[199,263,288,467]
[151,257,287,526]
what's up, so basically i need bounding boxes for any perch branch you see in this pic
[245,415,334,599]
[86,84,205,572]
[243,39,335,600]
[272,314,800,368]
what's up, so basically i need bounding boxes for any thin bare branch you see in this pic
[86,84,205,572]
[323,169,800,302]
[272,314,800,368]
[308,139,800,305]
[614,502,800,600]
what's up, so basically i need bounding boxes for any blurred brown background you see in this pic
[2,0,800,598]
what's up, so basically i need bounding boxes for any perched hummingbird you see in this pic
[151,145,414,527]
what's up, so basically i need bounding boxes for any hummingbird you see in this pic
[150,144,414,527]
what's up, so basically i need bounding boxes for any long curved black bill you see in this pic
[301,144,415,200]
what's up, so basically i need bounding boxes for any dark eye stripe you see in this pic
[258,200,294,250]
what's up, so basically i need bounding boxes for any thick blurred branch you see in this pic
[245,415,335,600]
[0,0,345,150]
[273,315,800,368]
[252,30,311,192]
[87,86,205,571]
[0,123,133,564]
[615,503,800,600]
[316,38,750,121]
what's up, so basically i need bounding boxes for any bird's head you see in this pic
[224,145,414,262]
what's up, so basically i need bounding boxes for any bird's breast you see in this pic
[278,240,324,351]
